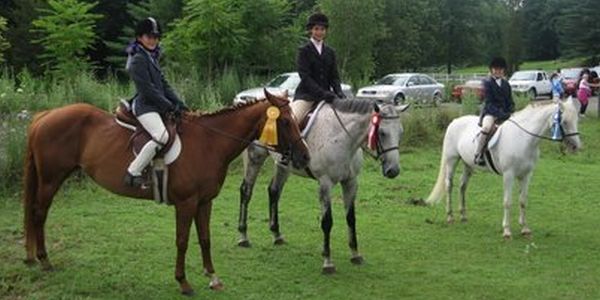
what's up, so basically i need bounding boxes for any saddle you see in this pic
[115,102,179,157]
[114,101,183,205]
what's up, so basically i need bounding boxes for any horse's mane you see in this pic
[330,98,373,114]
[184,99,267,120]
[513,99,578,121]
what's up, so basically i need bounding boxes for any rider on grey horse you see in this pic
[123,17,188,187]
[291,12,346,123]
[475,57,515,165]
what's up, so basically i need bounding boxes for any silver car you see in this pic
[356,73,445,105]
[233,72,353,105]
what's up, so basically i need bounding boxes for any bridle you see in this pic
[331,106,400,160]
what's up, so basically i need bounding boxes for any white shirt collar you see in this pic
[310,37,323,55]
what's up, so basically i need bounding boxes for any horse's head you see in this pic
[371,102,410,178]
[557,97,582,152]
[264,89,310,168]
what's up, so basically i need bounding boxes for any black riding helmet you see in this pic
[135,17,161,38]
[306,13,329,30]
[489,57,507,70]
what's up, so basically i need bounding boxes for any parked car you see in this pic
[451,79,484,102]
[508,70,552,99]
[356,73,444,105]
[233,72,353,105]
[561,67,583,97]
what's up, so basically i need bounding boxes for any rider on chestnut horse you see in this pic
[123,17,189,187]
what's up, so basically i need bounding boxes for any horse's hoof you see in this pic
[23,258,36,266]
[503,233,512,240]
[350,255,364,265]
[521,229,532,238]
[273,236,286,246]
[40,261,54,272]
[322,265,336,275]
[460,217,468,223]
[209,280,224,291]
[237,239,251,248]
[180,288,195,296]
[446,216,454,224]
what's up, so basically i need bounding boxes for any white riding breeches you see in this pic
[126,112,169,176]
[290,99,314,123]
[480,115,496,134]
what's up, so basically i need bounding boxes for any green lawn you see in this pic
[1,118,600,299]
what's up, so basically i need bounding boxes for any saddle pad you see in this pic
[301,101,326,138]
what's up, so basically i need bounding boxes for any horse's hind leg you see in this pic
[518,172,533,237]
[444,158,458,224]
[459,164,473,223]
[318,178,336,274]
[195,201,223,291]
[32,182,62,271]
[238,146,269,247]
[267,164,290,245]
[341,177,363,265]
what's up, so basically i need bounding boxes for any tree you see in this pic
[3,0,47,73]
[162,0,247,80]
[238,0,302,75]
[374,0,444,76]
[318,0,385,83]
[558,0,600,61]
[32,0,102,78]
[521,0,561,60]
[0,17,9,64]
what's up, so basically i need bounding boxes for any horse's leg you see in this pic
[518,172,533,237]
[444,159,458,224]
[174,200,197,295]
[502,173,515,239]
[195,201,223,290]
[268,164,290,245]
[32,181,62,271]
[459,164,473,223]
[341,177,363,265]
[319,178,336,274]
[238,147,269,247]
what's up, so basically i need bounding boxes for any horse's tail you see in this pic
[23,111,48,260]
[425,143,448,205]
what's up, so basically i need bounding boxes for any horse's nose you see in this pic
[293,151,310,169]
[384,166,399,178]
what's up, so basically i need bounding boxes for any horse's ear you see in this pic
[373,102,380,113]
[264,88,276,104]
[396,103,410,113]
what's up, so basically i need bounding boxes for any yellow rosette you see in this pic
[259,106,280,146]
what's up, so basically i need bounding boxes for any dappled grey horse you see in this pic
[238,99,409,273]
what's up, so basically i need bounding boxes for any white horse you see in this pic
[238,99,409,273]
[426,97,581,239]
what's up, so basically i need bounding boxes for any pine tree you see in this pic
[32,0,102,78]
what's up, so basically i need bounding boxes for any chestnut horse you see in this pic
[22,91,309,295]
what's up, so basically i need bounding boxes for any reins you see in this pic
[505,118,579,142]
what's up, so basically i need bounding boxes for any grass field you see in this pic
[1,117,600,299]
